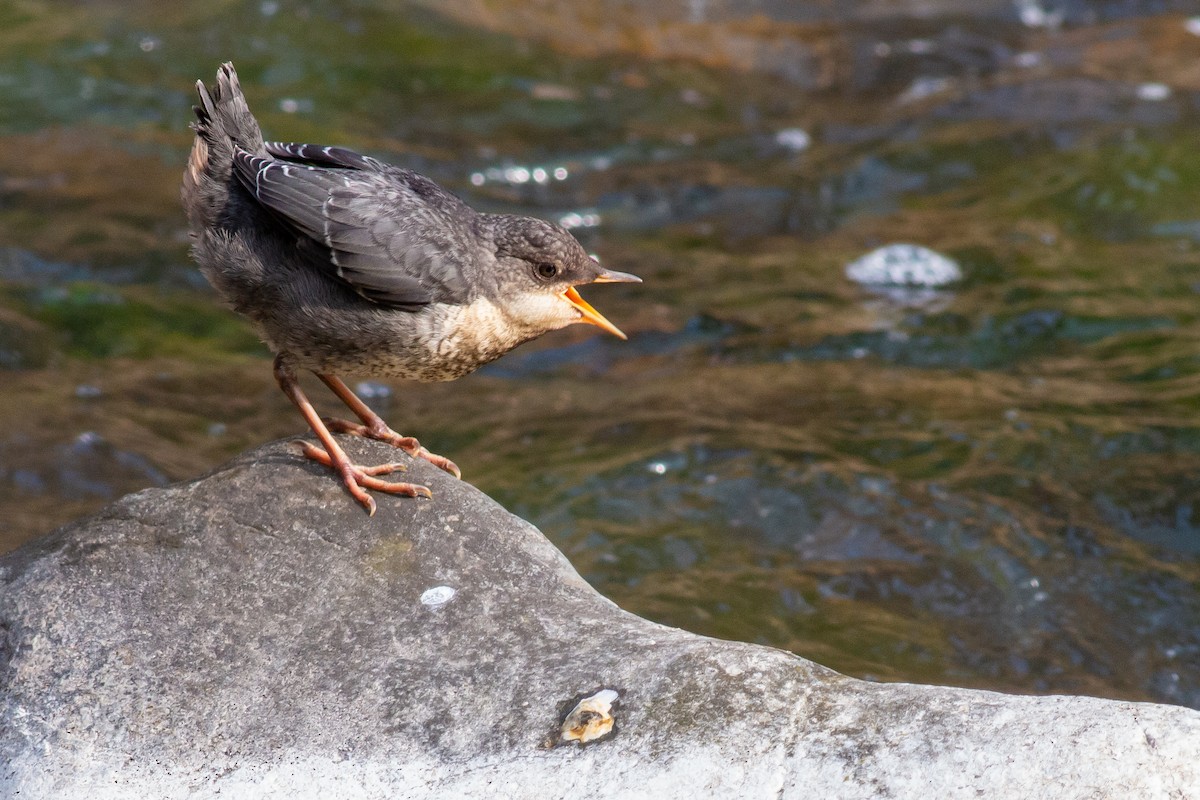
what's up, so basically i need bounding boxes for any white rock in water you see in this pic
[845,244,962,288]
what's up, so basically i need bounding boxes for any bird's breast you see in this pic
[365,297,530,382]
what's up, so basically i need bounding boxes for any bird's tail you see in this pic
[182,62,265,231]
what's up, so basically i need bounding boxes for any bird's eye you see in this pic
[535,262,560,280]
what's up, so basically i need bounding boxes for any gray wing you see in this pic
[231,145,475,309]
[264,141,382,172]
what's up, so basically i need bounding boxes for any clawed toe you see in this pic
[360,462,407,476]
[410,445,461,479]
[277,370,457,514]
[321,417,461,478]
[299,442,406,476]
[356,473,432,499]
[300,442,432,513]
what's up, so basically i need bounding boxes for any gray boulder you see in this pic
[2,437,1198,799]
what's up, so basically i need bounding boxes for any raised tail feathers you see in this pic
[191,62,263,155]
[183,62,265,231]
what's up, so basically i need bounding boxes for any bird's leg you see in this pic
[274,356,432,515]
[315,373,462,479]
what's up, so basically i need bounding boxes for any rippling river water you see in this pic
[1,0,1199,708]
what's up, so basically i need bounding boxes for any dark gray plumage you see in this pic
[233,144,469,308]
[182,62,640,514]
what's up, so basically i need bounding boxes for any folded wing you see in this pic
[232,144,475,309]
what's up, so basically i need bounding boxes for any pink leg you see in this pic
[274,356,431,515]
[315,373,462,479]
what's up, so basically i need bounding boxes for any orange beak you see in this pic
[562,268,641,340]
[563,286,627,340]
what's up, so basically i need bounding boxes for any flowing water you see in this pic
[2,0,1199,708]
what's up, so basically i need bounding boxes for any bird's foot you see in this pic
[322,417,462,479]
[300,441,432,515]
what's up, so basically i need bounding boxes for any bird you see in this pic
[182,63,640,515]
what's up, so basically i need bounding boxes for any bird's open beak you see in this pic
[562,268,641,340]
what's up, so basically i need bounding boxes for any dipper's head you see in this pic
[485,215,640,339]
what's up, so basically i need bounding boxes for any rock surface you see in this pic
[2,437,1199,799]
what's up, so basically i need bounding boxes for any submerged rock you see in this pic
[1,437,1197,798]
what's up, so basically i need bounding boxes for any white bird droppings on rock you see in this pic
[845,244,962,288]
[419,586,456,607]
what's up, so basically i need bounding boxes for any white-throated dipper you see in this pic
[182,63,639,514]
